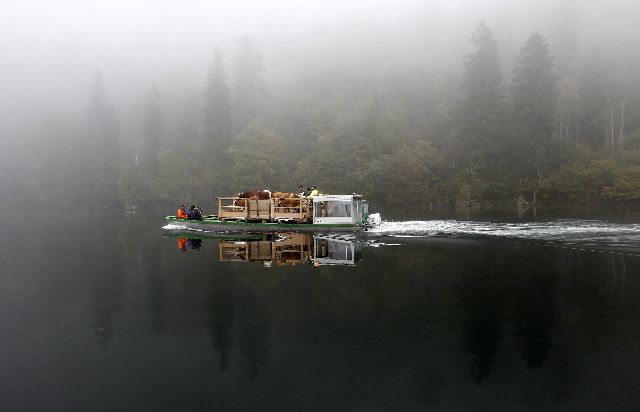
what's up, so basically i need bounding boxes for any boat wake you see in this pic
[370,220,640,250]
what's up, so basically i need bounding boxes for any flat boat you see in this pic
[164,193,381,233]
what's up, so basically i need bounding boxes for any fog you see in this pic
[2,0,640,210]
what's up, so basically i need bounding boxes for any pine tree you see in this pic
[511,32,556,206]
[203,48,232,151]
[549,0,581,141]
[228,121,284,188]
[512,32,556,165]
[86,70,120,209]
[142,83,162,172]
[576,56,610,148]
[233,36,266,134]
[548,0,580,77]
[456,20,506,171]
[202,49,233,199]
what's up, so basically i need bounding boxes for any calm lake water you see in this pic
[2,213,640,411]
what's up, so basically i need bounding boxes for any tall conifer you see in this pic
[512,32,556,162]
[203,48,232,150]
[142,84,162,172]
[457,20,506,170]
[86,70,120,208]
[233,36,265,134]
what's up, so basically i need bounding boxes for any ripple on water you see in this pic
[370,220,640,251]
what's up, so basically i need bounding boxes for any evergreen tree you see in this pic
[549,0,581,141]
[576,56,610,148]
[233,36,266,134]
[548,0,580,77]
[142,83,162,172]
[203,48,232,149]
[86,70,120,209]
[455,20,506,171]
[202,49,233,199]
[512,32,556,172]
[228,121,284,188]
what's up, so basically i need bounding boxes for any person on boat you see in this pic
[298,185,307,197]
[307,185,319,198]
[187,205,203,220]
[177,205,188,219]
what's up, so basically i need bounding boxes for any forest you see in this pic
[5,1,640,213]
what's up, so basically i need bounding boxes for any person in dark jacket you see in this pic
[187,205,203,220]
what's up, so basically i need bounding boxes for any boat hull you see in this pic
[163,216,365,233]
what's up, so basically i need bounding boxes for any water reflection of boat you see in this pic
[168,232,365,266]
[163,231,266,241]
[220,233,364,266]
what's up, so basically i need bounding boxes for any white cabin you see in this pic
[312,195,366,225]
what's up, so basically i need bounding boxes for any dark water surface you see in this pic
[2,213,640,411]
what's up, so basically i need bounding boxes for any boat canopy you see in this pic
[312,194,364,225]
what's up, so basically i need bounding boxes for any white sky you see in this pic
[2,0,637,124]
[1,0,434,45]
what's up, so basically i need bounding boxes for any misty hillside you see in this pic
[2,0,640,211]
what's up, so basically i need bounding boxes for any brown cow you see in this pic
[271,191,300,199]
[233,190,272,206]
[272,191,304,212]
[238,190,272,200]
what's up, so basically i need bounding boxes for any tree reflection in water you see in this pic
[460,268,507,384]
[90,223,123,349]
[144,235,166,334]
[513,261,557,370]
[237,282,270,380]
[208,269,236,372]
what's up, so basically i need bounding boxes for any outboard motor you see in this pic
[366,213,381,228]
